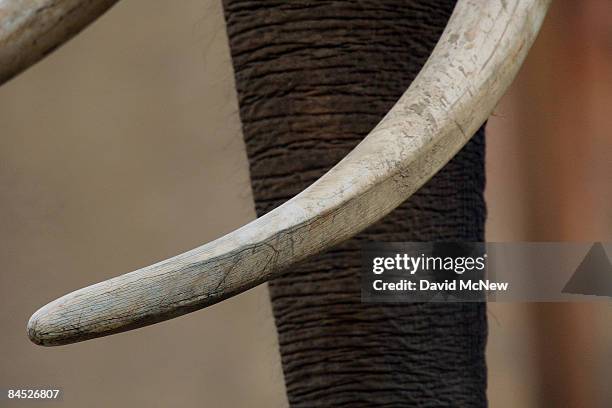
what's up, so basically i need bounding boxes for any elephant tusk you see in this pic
[27,0,550,346]
[0,0,119,85]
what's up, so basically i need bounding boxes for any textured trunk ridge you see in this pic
[223,0,487,406]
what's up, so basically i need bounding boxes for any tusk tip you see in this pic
[27,300,73,347]
[27,309,49,346]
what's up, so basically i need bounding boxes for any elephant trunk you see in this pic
[223,0,487,405]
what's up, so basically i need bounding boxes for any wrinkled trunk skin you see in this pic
[222,1,487,406]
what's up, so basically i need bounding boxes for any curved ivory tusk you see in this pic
[28,0,550,346]
[0,0,119,84]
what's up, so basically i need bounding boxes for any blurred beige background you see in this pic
[0,0,610,407]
